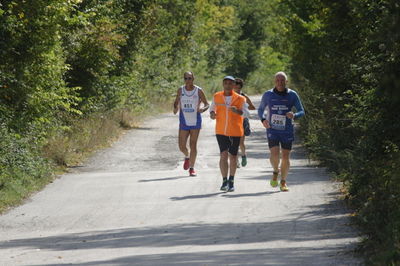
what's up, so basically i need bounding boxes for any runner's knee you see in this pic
[281,150,291,160]
[220,151,229,160]
[269,146,280,155]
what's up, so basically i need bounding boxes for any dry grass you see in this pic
[42,108,143,168]
[42,97,174,169]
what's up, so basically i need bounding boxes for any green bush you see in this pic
[280,0,400,263]
[0,123,52,212]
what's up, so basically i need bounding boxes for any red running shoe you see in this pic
[183,158,190,170]
[189,168,197,176]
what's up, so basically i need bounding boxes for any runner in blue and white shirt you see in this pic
[173,71,209,176]
[258,71,305,191]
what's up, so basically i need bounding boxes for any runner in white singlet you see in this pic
[173,71,209,176]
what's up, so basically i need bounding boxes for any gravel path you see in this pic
[0,97,361,265]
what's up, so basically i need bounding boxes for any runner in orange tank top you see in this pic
[210,76,249,192]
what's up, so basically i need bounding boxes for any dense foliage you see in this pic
[0,1,284,210]
[1,0,398,263]
[280,0,400,264]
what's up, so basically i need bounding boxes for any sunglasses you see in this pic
[184,77,193,80]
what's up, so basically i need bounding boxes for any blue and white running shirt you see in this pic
[179,85,202,129]
[258,88,305,135]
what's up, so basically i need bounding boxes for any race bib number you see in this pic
[182,103,195,113]
[271,114,286,130]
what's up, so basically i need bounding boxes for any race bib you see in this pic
[270,114,286,130]
[182,103,195,113]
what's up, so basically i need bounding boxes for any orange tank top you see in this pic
[213,91,245,137]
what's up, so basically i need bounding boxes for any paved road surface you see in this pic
[0,97,360,265]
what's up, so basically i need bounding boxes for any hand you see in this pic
[198,104,209,113]
[210,111,216,120]
[262,120,271,129]
[286,112,295,119]
[230,106,242,115]
[173,105,179,115]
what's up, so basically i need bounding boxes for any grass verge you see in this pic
[0,101,171,214]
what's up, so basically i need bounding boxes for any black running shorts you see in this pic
[268,138,293,150]
[216,134,241,155]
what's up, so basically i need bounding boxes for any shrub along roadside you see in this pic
[279,0,400,264]
[0,101,171,214]
[0,124,52,213]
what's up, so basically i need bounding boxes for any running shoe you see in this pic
[241,155,247,167]
[228,181,235,192]
[220,180,228,191]
[183,158,190,170]
[280,180,289,192]
[270,171,279,187]
[189,168,197,176]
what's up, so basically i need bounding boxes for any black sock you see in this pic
[228,175,234,182]
[223,177,227,182]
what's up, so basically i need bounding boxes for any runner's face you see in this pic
[233,82,241,93]
[223,79,234,91]
[184,74,194,85]
[275,75,286,91]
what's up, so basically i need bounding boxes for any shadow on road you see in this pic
[139,176,189,183]
[243,166,329,185]
[170,191,280,201]
[221,191,279,198]
[31,247,356,266]
[1,199,358,265]
[170,192,222,200]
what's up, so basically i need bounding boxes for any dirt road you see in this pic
[0,98,360,265]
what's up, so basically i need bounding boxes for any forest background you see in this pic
[1,0,399,264]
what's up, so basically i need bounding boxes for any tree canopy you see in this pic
[1,0,399,263]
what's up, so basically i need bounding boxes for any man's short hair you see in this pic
[184,71,194,78]
[275,71,288,81]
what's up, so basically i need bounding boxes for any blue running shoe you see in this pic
[220,180,228,191]
[228,181,235,192]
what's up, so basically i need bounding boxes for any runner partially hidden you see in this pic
[258,72,305,192]
[173,71,209,176]
[233,78,256,168]
[210,76,249,192]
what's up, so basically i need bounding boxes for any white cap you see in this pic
[223,75,235,81]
